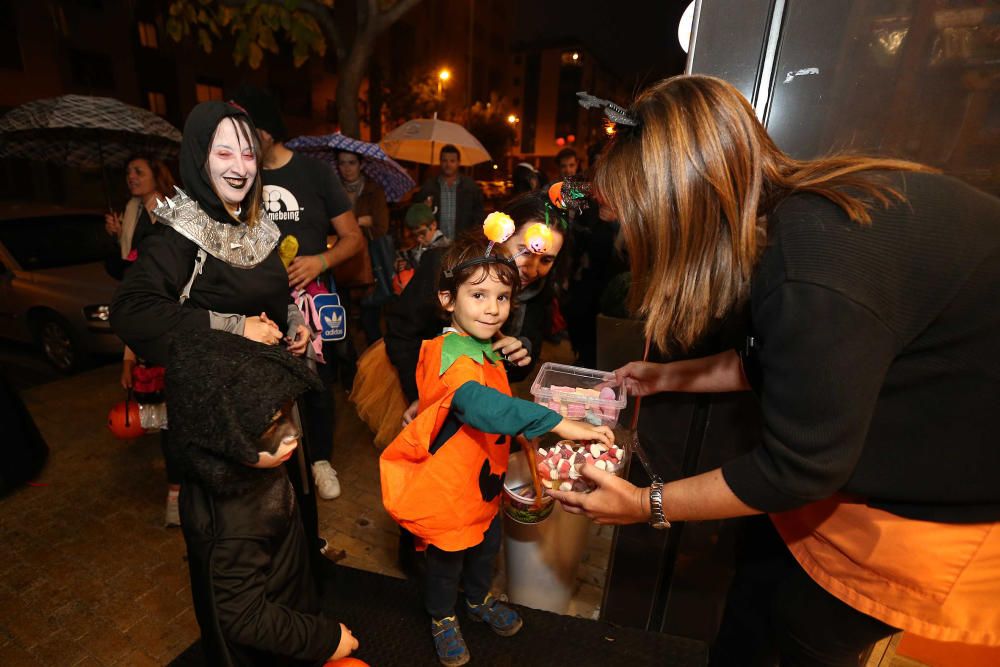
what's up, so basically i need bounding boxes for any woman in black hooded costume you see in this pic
[111,100,310,362]
[167,329,359,665]
[110,101,330,562]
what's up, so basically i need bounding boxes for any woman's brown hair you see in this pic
[127,154,176,197]
[594,74,934,354]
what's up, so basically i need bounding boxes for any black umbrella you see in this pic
[0,94,182,208]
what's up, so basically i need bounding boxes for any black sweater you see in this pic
[384,247,548,404]
[181,474,340,666]
[723,172,1000,523]
[110,226,290,366]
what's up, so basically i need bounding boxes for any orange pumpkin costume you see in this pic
[380,332,561,552]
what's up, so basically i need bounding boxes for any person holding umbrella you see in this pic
[336,148,392,345]
[416,145,485,240]
[104,155,176,265]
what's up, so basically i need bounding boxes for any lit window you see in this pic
[147,92,167,115]
[196,83,224,102]
[138,22,158,49]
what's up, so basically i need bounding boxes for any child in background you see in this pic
[394,203,451,294]
[166,330,359,666]
[380,237,613,666]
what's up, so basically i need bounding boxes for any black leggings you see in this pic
[298,357,335,464]
[710,516,898,667]
[424,514,502,619]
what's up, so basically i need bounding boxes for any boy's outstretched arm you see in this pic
[451,381,614,445]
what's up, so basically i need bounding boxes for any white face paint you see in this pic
[207,118,257,208]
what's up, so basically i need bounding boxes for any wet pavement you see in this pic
[0,340,610,665]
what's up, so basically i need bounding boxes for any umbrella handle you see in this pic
[95,129,114,212]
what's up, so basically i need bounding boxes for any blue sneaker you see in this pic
[431,615,470,666]
[465,593,523,637]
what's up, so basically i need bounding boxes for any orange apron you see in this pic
[380,334,511,552]
[772,496,1000,646]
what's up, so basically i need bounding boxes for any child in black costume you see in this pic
[166,330,359,666]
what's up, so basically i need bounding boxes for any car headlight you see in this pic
[84,304,111,322]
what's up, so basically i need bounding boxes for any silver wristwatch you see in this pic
[648,481,670,529]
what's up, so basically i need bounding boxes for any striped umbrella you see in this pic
[285,133,416,203]
[0,94,182,169]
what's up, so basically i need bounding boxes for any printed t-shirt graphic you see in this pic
[259,153,352,257]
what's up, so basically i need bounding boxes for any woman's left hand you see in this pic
[287,324,311,356]
[546,464,650,525]
[493,336,530,367]
[287,254,325,290]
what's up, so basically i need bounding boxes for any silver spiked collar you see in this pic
[151,187,280,268]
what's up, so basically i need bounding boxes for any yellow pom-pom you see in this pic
[483,211,515,243]
[524,223,554,253]
[279,235,299,268]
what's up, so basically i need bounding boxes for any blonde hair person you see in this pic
[549,75,1000,663]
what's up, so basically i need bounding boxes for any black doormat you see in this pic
[170,561,707,666]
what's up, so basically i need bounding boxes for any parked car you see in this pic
[0,205,122,373]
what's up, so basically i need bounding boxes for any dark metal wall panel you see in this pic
[686,0,775,102]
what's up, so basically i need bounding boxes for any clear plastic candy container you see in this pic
[530,362,627,428]
[536,439,627,494]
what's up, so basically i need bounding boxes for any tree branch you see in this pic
[376,0,422,33]
[290,0,346,61]
[233,0,346,61]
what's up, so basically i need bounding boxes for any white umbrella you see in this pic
[380,117,491,166]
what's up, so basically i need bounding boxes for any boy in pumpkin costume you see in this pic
[380,237,613,666]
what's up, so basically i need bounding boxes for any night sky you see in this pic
[514,0,691,94]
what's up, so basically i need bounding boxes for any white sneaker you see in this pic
[312,461,341,500]
[165,493,181,527]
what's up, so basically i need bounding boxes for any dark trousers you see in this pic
[710,516,898,667]
[424,514,502,619]
[298,358,335,464]
[360,303,383,346]
[326,330,357,393]
[283,404,323,591]
[160,429,182,485]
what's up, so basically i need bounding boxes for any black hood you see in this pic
[179,101,258,225]
[166,330,323,496]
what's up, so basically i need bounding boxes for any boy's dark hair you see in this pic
[230,86,288,142]
[556,147,578,162]
[437,233,520,313]
[440,144,461,161]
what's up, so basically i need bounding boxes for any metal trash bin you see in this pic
[502,452,591,613]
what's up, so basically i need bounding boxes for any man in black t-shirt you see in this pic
[235,90,364,520]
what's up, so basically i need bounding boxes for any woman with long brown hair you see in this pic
[549,75,1000,665]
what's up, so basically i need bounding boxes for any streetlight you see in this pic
[437,68,451,96]
[506,114,519,125]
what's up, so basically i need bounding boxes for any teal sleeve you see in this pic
[451,381,562,439]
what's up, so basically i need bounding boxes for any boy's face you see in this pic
[439,268,512,341]
[413,220,438,247]
[247,402,300,469]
